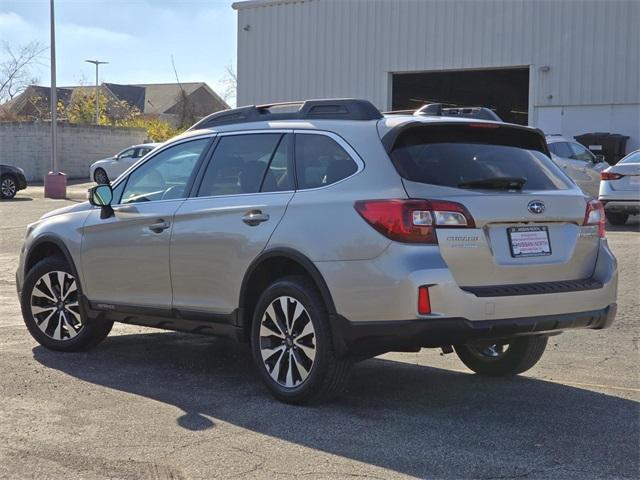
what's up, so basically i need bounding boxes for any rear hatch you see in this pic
[387,122,599,286]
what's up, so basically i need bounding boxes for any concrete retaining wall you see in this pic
[0,122,147,181]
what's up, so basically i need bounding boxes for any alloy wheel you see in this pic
[259,296,317,388]
[30,271,83,341]
[94,169,109,184]
[1,177,16,198]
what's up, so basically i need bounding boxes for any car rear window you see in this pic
[619,151,640,164]
[390,124,572,191]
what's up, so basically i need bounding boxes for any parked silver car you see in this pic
[546,135,608,197]
[89,143,161,184]
[599,150,640,225]
[16,100,617,404]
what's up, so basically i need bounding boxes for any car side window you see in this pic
[569,142,594,162]
[119,138,209,204]
[118,148,135,159]
[548,142,573,158]
[133,147,148,158]
[294,133,358,189]
[262,134,294,192]
[197,133,283,197]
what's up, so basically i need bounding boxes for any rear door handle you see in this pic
[242,210,270,226]
[148,219,170,233]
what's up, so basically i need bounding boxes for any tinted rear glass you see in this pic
[390,124,571,191]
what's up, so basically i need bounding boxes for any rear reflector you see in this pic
[600,171,624,181]
[583,199,605,238]
[354,199,475,244]
[418,286,431,314]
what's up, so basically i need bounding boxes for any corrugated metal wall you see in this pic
[236,0,640,110]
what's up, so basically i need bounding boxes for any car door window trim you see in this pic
[110,134,216,206]
[293,129,365,192]
[191,129,295,200]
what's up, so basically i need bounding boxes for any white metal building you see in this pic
[233,0,640,152]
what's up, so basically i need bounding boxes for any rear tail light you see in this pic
[418,286,431,315]
[600,171,624,181]
[583,199,605,238]
[354,199,475,244]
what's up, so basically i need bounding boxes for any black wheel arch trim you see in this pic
[26,234,80,280]
[239,247,338,334]
[23,234,94,324]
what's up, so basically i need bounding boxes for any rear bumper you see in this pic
[600,199,640,214]
[316,240,617,323]
[333,304,616,357]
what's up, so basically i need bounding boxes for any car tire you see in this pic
[1,174,17,199]
[93,168,109,185]
[250,275,351,405]
[605,212,628,225]
[20,256,113,352]
[454,336,548,376]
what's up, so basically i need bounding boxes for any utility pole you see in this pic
[85,59,108,124]
[50,0,57,172]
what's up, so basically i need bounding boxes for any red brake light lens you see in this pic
[354,199,475,244]
[600,171,624,181]
[583,199,605,238]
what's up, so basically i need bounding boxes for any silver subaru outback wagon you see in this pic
[16,99,617,404]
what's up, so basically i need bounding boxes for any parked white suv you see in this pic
[89,143,161,184]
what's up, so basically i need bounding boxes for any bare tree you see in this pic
[220,64,237,107]
[0,41,47,103]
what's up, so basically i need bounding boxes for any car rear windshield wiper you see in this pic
[458,176,527,190]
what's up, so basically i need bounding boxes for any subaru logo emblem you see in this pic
[528,200,545,214]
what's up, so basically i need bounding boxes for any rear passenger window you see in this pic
[295,134,358,189]
[197,133,283,197]
[262,135,293,192]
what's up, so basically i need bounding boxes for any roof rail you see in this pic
[414,103,502,122]
[189,98,383,130]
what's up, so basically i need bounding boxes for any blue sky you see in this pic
[0,0,237,102]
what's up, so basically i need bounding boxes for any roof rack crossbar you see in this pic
[189,98,383,130]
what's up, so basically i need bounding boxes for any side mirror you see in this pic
[594,154,605,163]
[88,184,114,218]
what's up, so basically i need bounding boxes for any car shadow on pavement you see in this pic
[1,196,33,202]
[33,331,639,479]
[606,215,640,232]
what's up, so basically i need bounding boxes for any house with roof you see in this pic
[1,82,229,127]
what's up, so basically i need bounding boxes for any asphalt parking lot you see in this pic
[1,184,639,480]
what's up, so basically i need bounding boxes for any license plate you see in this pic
[630,175,640,185]
[507,226,551,258]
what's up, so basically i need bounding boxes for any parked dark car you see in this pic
[0,164,28,199]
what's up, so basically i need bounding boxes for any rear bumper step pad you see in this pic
[461,278,603,297]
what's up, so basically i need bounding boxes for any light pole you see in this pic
[45,0,66,198]
[85,59,108,124]
[50,0,57,172]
